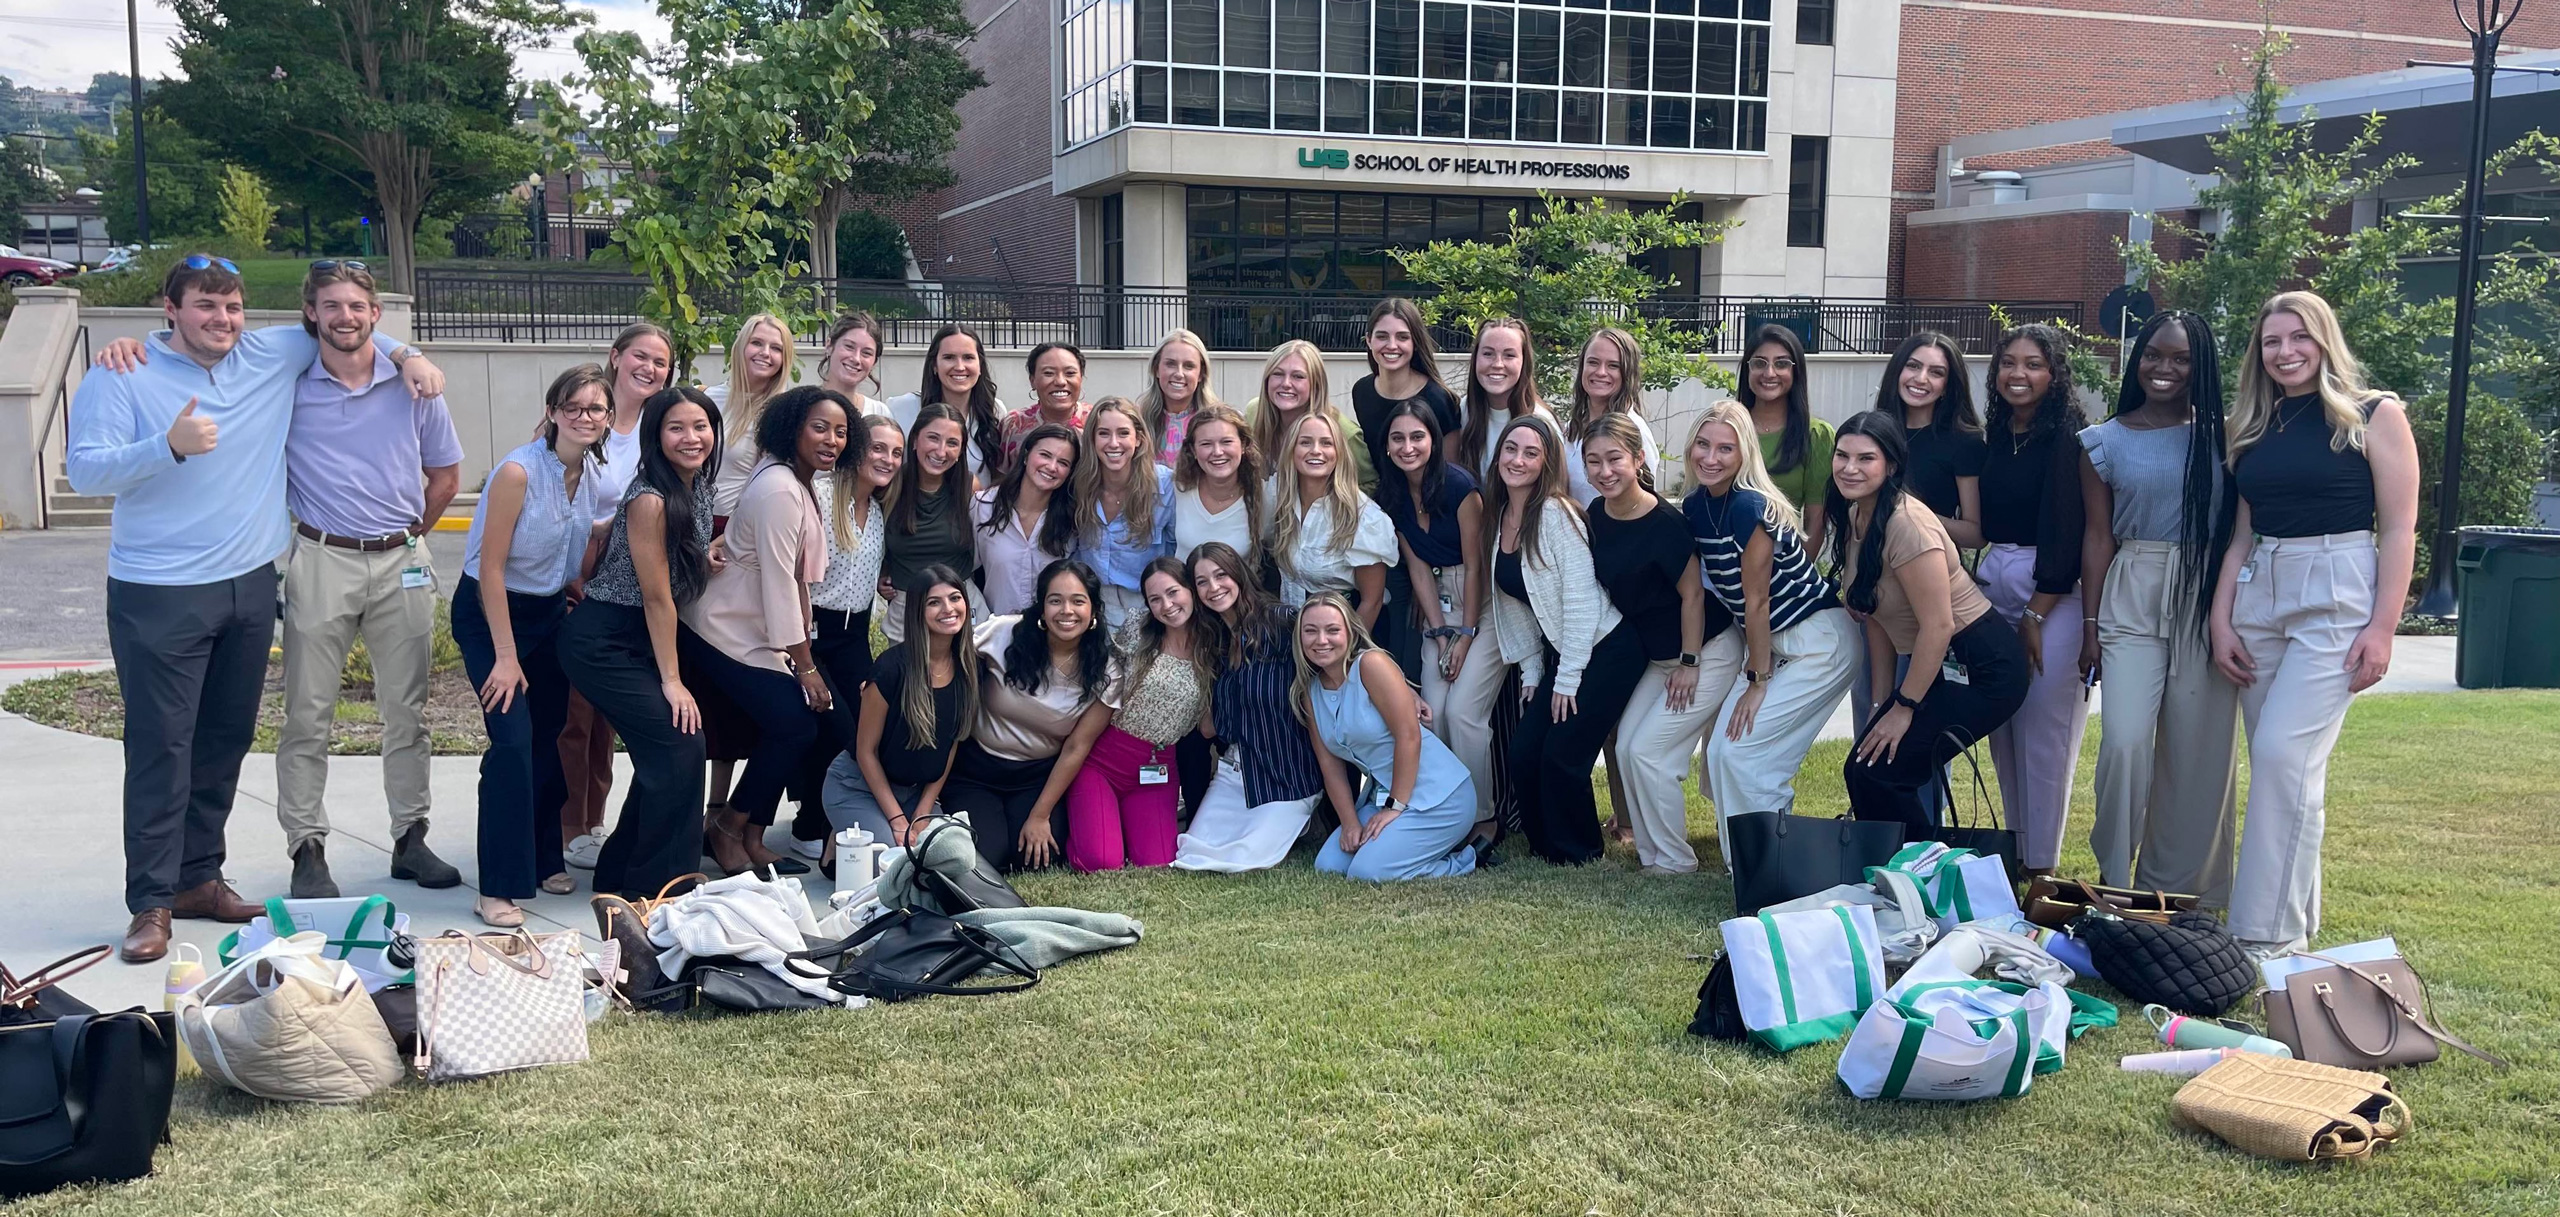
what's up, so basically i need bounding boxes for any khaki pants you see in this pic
[2228,531,2375,949]
[275,533,436,849]
[1704,607,1858,866]
[1613,630,1745,873]
[2090,540,2240,908]
[1414,564,1471,729]
[1437,610,1516,822]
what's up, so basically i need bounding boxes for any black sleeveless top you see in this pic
[2233,395,2378,538]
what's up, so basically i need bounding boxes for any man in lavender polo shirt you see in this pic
[274,261,467,898]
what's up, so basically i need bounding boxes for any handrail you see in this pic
[33,325,90,530]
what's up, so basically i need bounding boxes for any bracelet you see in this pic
[1891,691,1922,712]
[2020,608,2047,625]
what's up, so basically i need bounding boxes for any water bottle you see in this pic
[833,827,875,896]
[163,945,205,1076]
[2119,1048,2239,1077]
[2145,1004,2292,1058]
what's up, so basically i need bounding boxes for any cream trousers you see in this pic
[2090,540,2240,908]
[1612,631,1745,872]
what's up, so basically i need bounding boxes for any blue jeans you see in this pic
[450,576,571,900]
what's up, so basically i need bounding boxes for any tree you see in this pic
[160,0,586,293]
[1399,193,1736,400]
[76,104,228,242]
[0,136,47,247]
[835,207,911,280]
[217,165,278,252]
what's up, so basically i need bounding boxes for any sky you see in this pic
[0,0,669,96]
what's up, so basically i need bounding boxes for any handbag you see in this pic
[634,958,838,1015]
[217,895,414,992]
[1919,743,2027,885]
[2022,877,2198,929]
[1864,841,2021,932]
[2078,909,2256,1017]
[2172,1054,2410,1162]
[802,908,1039,1004]
[908,819,1026,915]
[590,873,709,1012]
[1837,980,2084,1102]
[413,930,594,1083]
[1,947,108,1026]
[1685,954,1746,1042]
[175,933,403,1105]
[1724,812,1906,916]
[0,1009,179,1200]
[2261,954,2507,1070]
[1717,905,1884,1052]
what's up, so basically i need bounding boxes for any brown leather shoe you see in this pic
[121,909,172,963]
[171,878,259,923]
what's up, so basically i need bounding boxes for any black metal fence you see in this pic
[445,213,620,262]
[413,266,2082,355]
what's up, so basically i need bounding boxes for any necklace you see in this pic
[2275,397,2315,434]
[1699,488,1735,535]
[2008,425,2033,456]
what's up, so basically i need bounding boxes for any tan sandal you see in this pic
[540,872,577,895]
[475,897,527,928]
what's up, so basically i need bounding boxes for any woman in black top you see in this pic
[881,403,978,642]
[1377,401,1485,725]
[1351,297,1461,484]
[2209,290,2419,959]
[1975,323,2091,875]
[824,565,977,854]
[1871,330,1987,546]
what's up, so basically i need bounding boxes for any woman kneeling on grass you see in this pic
[1298,592,1480,882]
[1173,543,1328,872]
[1065,557,1209,871]
[822,565,976,856]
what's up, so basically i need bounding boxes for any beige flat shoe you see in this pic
[475,897,527,928]
[540,872,578,895]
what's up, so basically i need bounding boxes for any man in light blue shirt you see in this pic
[69,254,439,962]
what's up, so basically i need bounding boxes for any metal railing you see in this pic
[413,266,2081,354]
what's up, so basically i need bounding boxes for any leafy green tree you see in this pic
[834,207,911,280]
[0,137,47,245]
[76,104,228,242]
[160,0,587,293]
[216,165,278,252]
[1398,192,1735,399]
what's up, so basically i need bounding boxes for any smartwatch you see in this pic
[1679,652,1700,668]
[1743,668,1765,685]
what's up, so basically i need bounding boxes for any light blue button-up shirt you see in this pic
[1073,464,1177,593]
[67,327,401,586]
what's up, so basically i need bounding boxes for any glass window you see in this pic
[1225,71,1272,126]
[1517,89,1560,141]
[1292,191,1338,237]
[1237,238,1287,289]
[1653,19,1693,92]
[1657,0,1694,13]
[1171,0,1218,64]
[1137,0,1167,60]
[1227,0,1270,68]
[1191,187,1236,234]
[1422,82,1468,136]
[1470,86,1513,139]
[1339,193,1385,238]
[1692,97,1734,149]
[1797,0,1834,45]
[1275,74,1322,129]
[1325,77,1368,132]
[1650,95,1690,147]
[1563,13,1605,87]
[1741,24,1768,94]
[1374,82,1420,134]
[1608,17,1650,91]
[1606,93,1646,146]
[1739,98,1766,150]
[1788,135,1828,246]
[1561,90,1603,143]
[1424,3,1469,80]
[1697,21,1737,94]
[1517,10,1561,85]
[1241,190,1288,236]
[1389,195,1434,245]
[1136,64,1168,122]
[1173,67,1221,124]
[1472,6,1514,82]
[1743,0,1770,19]
[1436,197,1483,240]
[1326,0,1369,73]
[1275,0,1321,69]
[1376,0,1421,74]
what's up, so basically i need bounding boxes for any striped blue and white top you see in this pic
[1683,486,1839,633]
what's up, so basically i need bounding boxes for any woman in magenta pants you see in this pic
[1065,558,1209,870]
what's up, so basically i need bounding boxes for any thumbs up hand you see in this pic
[168,398,219,457]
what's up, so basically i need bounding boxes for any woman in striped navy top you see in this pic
[1682,400,1859,866]
[1172,542,1328,872]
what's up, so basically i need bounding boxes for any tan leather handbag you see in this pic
[2020,877,2198,929]
[2262,954,2508,1070]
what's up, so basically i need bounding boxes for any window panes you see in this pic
[1325,77,1368,132]
[1517,10,1561,85]
[1436,197,1482,239]
[1226,0,1268,68]
[1422,82,1467,136]
[1608,17,1649,90]
[1561,90,1602,143]
[1173,67,1220,124]
[1376,0,1421,75]
[1797,0,1834,45]
[1472,6,1514,82]
[1373,82,1419,134]
[1470,86,1513,139]
[1424,3,1469,80]
[1517,90,1559,141]
[1693,97,1734,149]
[1171,0,1218,64]
[1276,0,1320,70]
[1606,93,1646,146]
[1698,21,1737,94]
[1276,74,1321,129]
[1788,134,1829,246]
[1136,65,1168,122]
[1225,71,1271,126]
[1137,0,1167,59]
[1326,0,1369,73]
[1654,19,1693,93]
[1739,99,1766,149]
[1563,13,1605,87]
[1741,24,1768,94]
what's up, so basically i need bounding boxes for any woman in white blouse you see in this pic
[886,323,1006,489]
[1171,402,1265,569]
[975,422,1079,616]
[1270,411,1397,630]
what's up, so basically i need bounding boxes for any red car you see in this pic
[0,244,78,287]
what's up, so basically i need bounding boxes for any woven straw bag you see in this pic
[2172,1053,2410,1162]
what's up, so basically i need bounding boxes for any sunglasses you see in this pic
[181,255,240,273]
[310,259,371,273]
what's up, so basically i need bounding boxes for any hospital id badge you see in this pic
[400,566,433,591]
[1940,656,1971,686]
[2236,563,2255,584]
[1138,764,1171,786]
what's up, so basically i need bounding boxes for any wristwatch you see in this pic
[1742,668,1765,685]
[1378,794,1408,814]
[1891,690,1922,712]
[1679,651,1700,668]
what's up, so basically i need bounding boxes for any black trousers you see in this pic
[1845,613,2033,831]
[1380,562,1424,684]
[793,606,874,837]
[941,740,1062,872]
[679,626,821,828]
[1176,730,1212,819]
[105,567,278,914]
[450,576,571,900]
[1508,623,1650,865]
[557,599,707,900]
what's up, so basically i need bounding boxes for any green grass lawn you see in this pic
[9,692,2556,1217]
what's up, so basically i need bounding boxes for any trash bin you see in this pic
[2454,526,2560,689]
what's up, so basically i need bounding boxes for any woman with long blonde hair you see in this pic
[1248,339,1372,491]
[1072,396,1176,631]
[1138,329,1220,467]
[1679,401,1856,869]
[1270,410,1397,629]
[1563,326,1663,504]
[1294,591,1481,882]
[2208,290,2418,960]
[709,312,798,519]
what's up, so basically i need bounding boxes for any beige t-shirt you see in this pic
[1844,494,1992,654]
[970,616,1113,761]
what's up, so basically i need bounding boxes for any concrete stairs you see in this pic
[46,476,112,528]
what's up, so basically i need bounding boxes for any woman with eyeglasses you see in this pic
[451,365,612,926]
[1740,323,1834,552]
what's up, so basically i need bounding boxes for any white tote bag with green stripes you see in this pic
[1718,905,1885,1052]
[1864,842,2020,932]
[1838,978,2110,1101]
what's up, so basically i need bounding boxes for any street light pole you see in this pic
[126,0,148,245]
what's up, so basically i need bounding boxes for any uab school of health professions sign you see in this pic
[1297,146,1633,181]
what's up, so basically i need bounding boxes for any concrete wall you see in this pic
[0,288,88,528]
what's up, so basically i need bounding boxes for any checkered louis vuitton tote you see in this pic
[413,929,593,1083]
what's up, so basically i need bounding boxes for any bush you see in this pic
[835,209,911,280]
[2408,390,2544,579]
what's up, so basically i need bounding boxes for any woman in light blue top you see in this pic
[1072,396,1176,631]
[1297,592,1480,883]
[451,365,610,925]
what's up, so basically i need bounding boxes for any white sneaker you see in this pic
[792,836,826,861]
[563,831,605,870]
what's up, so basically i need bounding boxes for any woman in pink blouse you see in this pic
[680,386,851,876]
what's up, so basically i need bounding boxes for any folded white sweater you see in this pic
[648,872,857,1007]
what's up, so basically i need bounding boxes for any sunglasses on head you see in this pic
[181,255,240,273]
[310,259,370,273]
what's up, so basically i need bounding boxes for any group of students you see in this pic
[78,253,2415,971]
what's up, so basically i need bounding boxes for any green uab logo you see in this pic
[1296,147,1350,170]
